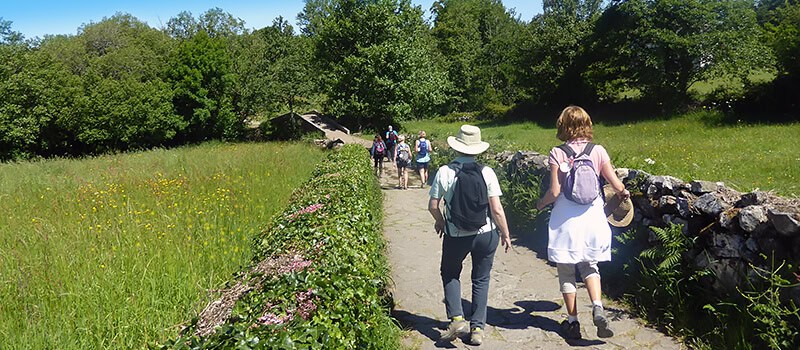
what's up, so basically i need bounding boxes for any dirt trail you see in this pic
[379,165,683,349]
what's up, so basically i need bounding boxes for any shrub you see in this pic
[158,145,400,349]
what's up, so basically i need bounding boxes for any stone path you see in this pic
[379,166,683,349]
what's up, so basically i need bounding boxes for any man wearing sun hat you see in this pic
[427,125,512,346]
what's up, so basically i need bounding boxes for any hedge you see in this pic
[159,144,400,349]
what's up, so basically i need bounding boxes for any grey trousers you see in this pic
[440,231,499,329]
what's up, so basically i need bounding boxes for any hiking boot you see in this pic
[469,327,484,345]
[440,318,469,342]
[560,320,581,339]
[593,305,614,338]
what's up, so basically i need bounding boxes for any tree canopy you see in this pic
[0,0,797,161]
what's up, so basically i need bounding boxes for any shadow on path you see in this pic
[394,298,605,347]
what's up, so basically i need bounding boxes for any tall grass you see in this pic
[0,142,324,349]
[403,110,800,196]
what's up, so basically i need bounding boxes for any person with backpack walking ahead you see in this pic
[535,106,630,340]
[385,125,399,167]
[395,135,412,189]
[415,130,431,188]
[370,134,387,176]
[428,125,512,346]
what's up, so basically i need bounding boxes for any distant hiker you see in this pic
[415,130,431,188]
[428,125,512,346]
[370,135,387,176]
[395,135,411,189]
[385,125,399,165]
[535,106,630,340]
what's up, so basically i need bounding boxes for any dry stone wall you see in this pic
[498,150,800,299]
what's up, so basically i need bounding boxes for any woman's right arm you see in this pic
[536,165,561,210]
[601,161,630,199]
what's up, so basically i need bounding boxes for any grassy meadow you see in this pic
[0,142,324,349]
[404,110,800,197]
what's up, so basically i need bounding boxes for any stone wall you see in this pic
[499,150,800,298]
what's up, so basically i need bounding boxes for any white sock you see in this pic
[568,315,578,323]
[592,300,603,308]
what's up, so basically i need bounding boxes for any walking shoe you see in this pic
[469,327,483,345]
[593,305,614,338]
[559,320,581,339]
[440,317,469,342]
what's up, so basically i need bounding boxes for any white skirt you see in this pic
[547,194,612,264]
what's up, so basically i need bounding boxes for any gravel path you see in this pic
[379,166,683,349]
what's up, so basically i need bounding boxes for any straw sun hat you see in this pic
[447,125,490,155]
[603,184,634,227]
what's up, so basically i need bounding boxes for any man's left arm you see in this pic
[428,197,446,237]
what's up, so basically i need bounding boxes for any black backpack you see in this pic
[446,162,490,232]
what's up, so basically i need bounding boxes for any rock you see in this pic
[739,206,770,234]
[633,196,659,220]
[694,193,726,216]
[719,208,741,231]
[615,168,630,181]
[494,151,516,165]
[662,215,689,234]
[709,232,746,259]
[658,195,690,218]
[756,236,786,259]
[690,180,718,194]
[676,197,691,218]
[708,259,747,294]
[642,217,659,227]
[742,237,760,262]
[739,191,770,207]
[648,175,685,196]
[767,209,800,237]
[717,187,743,208]
[658,195,679,214]
[646,184,659,197]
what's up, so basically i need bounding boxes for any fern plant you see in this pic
[640,224,695,271]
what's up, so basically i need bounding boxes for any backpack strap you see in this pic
[557,143,577,158]
[578,142,595,157]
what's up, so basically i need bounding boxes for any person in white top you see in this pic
[428,125,512,345]
[536,106,629,340]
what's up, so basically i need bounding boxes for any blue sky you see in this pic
[1,0,543,39]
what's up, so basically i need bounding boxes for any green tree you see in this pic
[304,0,450,128]
[518,0,604,106]
[232,17,316,119]
[431,0,524,111]
[168,30,240,141]
[591,0,772,106]
[766,2,800,78]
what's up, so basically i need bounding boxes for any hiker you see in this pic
[428,125,512,346]
[370,134,387,176]
[395,135,412,189]
[415,130,431,188]
[385,125,399,165]
[535,106,630,340]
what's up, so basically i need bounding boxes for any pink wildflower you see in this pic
[287,203,324,219]
[258,310,294,325]
[277,254,313,274]
[295,289,318,320]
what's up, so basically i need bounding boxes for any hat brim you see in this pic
[447,136,490,155]
[603,185,634,227]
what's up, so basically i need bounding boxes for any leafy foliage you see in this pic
[306,0,451,129]
[590,0,772,107]
[158,145,400,349]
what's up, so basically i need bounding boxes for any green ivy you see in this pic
[158,145,400,349]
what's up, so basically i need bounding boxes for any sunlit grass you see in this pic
[404,111,800,197]
[0,142,324,349]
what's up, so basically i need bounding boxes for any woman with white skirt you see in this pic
[536,106,631,340]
